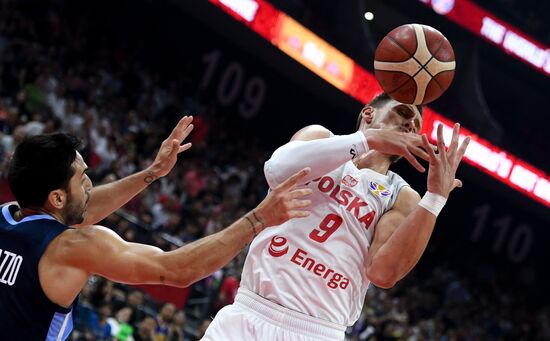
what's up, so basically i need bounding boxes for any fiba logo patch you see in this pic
[369,181,391,197]
[268,236,289,257]
[342,175,358,188]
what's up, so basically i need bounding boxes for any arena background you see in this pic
[0,0,549,339]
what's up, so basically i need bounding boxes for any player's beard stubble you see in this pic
[62,191,87,226]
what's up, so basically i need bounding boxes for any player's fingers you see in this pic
[288,188,313,199]
[455,136,471,163]
[451,178,463,191]
[414,132,438,152]
[167,116,188,140]
[287,210,311,218]
[436,124,446,158]
[409,144,430,162]
[407,133,425,147]
[277,167,311,191]
[288,199,312,209]
[179,123,194,141]
[448,123,460,158]
[178,142,192,154]
[422,134,437,160]
[404,151,426,173]
[170,116,194,141]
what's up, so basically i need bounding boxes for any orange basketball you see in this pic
[374,23,455,105]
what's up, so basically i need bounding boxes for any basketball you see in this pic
[374,23,455,105]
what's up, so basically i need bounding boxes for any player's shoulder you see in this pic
[47,225,121,265]
[392,186,421,212]
[291,125,332,141]
[55,225,117,249]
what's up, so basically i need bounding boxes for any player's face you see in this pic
[63,152,92,225]
[373,100,422,133]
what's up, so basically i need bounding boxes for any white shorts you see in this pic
[201,288,346,341]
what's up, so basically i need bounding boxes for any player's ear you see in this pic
[46,189,67,210]
[361,106,375,124]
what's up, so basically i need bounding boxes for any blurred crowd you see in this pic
[1,0,549,340]
[348,264,550,340]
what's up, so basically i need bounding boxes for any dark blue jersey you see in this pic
[0,204,76,340]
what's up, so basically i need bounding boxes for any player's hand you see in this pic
[364,129,434,172]
[147,116,194,177]
[254,168,312,228]
[422,123,470,198]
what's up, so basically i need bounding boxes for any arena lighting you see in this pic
[208,0,550,208]
[417,0,550,77]
[218,0,259,22]
[364,12,374,21]
[422,110,550,207]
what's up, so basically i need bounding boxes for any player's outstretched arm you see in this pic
[365,124,470,288]
[74,116,194,227]
[265,125,369,188]
[58,168,311,288]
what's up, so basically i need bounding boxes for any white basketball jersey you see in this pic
[240,161,409,326]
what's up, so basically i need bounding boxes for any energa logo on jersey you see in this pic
[368,181,391,197]
[268,236,289,257]
[266,236,350,290]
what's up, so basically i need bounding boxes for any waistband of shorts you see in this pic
[235,288,346,340]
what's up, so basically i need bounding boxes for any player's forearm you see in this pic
[162,213,260,287]
[77,169,157,226]
[264,131,367,188]
[367,208,436,288]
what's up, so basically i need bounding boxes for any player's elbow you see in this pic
[170,263,208,288]
[366,265,398,289]
[172,276,192,288]
[163,269,194,288]
[154,254,194,288]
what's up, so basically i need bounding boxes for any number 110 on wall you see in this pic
[200,50,267,118]
[471,204,534,264]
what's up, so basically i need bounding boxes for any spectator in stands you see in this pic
[1,1,547,339]
[95,304,113,341]
[155,303,176,340]
[134,316,157,341]
[107,306,135,341]
[127,290,147,328]
[167,310,187,341]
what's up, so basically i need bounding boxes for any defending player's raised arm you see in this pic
[74,116,194,227]
[264,125,369,188]
[54,168,312,289]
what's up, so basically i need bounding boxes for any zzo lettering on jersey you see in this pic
[0,249,23,286]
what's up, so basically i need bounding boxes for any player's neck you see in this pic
[15,206,64,223]
[354,151,391,174]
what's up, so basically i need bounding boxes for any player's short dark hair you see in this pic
[8,133,81,208]
[355,93,423,130]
